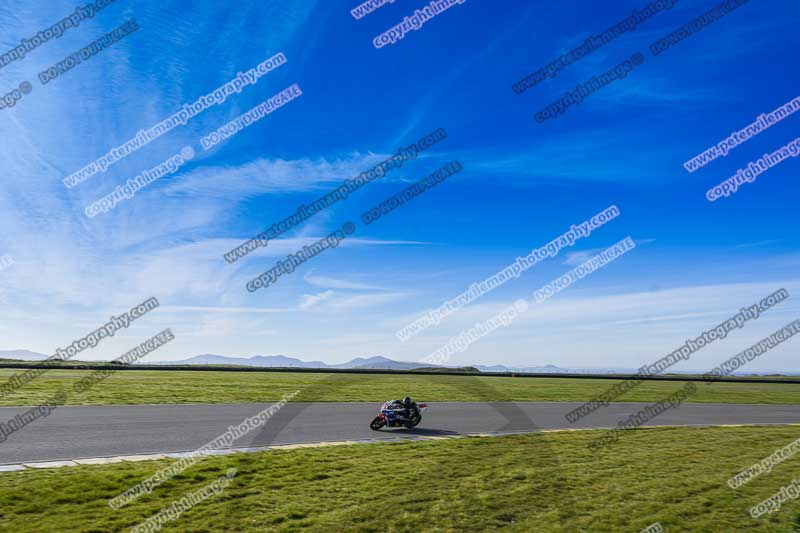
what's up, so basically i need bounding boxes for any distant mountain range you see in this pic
[0,350,597,372]
[151,354,439,371]
[152,355,620,373]
[0,350,797,375]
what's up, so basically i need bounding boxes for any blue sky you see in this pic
[0,0,798,371]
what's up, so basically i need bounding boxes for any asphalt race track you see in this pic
[1,401,799,465]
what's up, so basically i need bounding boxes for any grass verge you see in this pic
[1,369,800,407]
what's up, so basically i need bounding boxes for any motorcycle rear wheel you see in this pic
[404,414,422,428]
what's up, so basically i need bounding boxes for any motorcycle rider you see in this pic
[388,396,419,422]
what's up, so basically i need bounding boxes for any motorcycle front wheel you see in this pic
[370,416,386,431]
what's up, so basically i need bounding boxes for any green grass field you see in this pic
[1,425,798,532]
[1,368,800,407]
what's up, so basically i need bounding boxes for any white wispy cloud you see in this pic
[298,290,410,312]
[163,152,398,198]
[735,239,783,249]
[159,305,290,313]
[327,292,410,311]
[303,271,387,291]
[563,239,654,266]
[298,290,336,309]
[562,247,607,266]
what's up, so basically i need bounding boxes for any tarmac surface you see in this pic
[1,401,798,466]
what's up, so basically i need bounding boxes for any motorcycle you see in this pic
[370,401,428,430]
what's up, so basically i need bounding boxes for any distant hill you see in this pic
[333,356,435,370]
[0,350,49,361]
[475,364,596,374]
[154,354,331,368]
[416,366,480,373]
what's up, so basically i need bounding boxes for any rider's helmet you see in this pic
[403,396,412,407]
